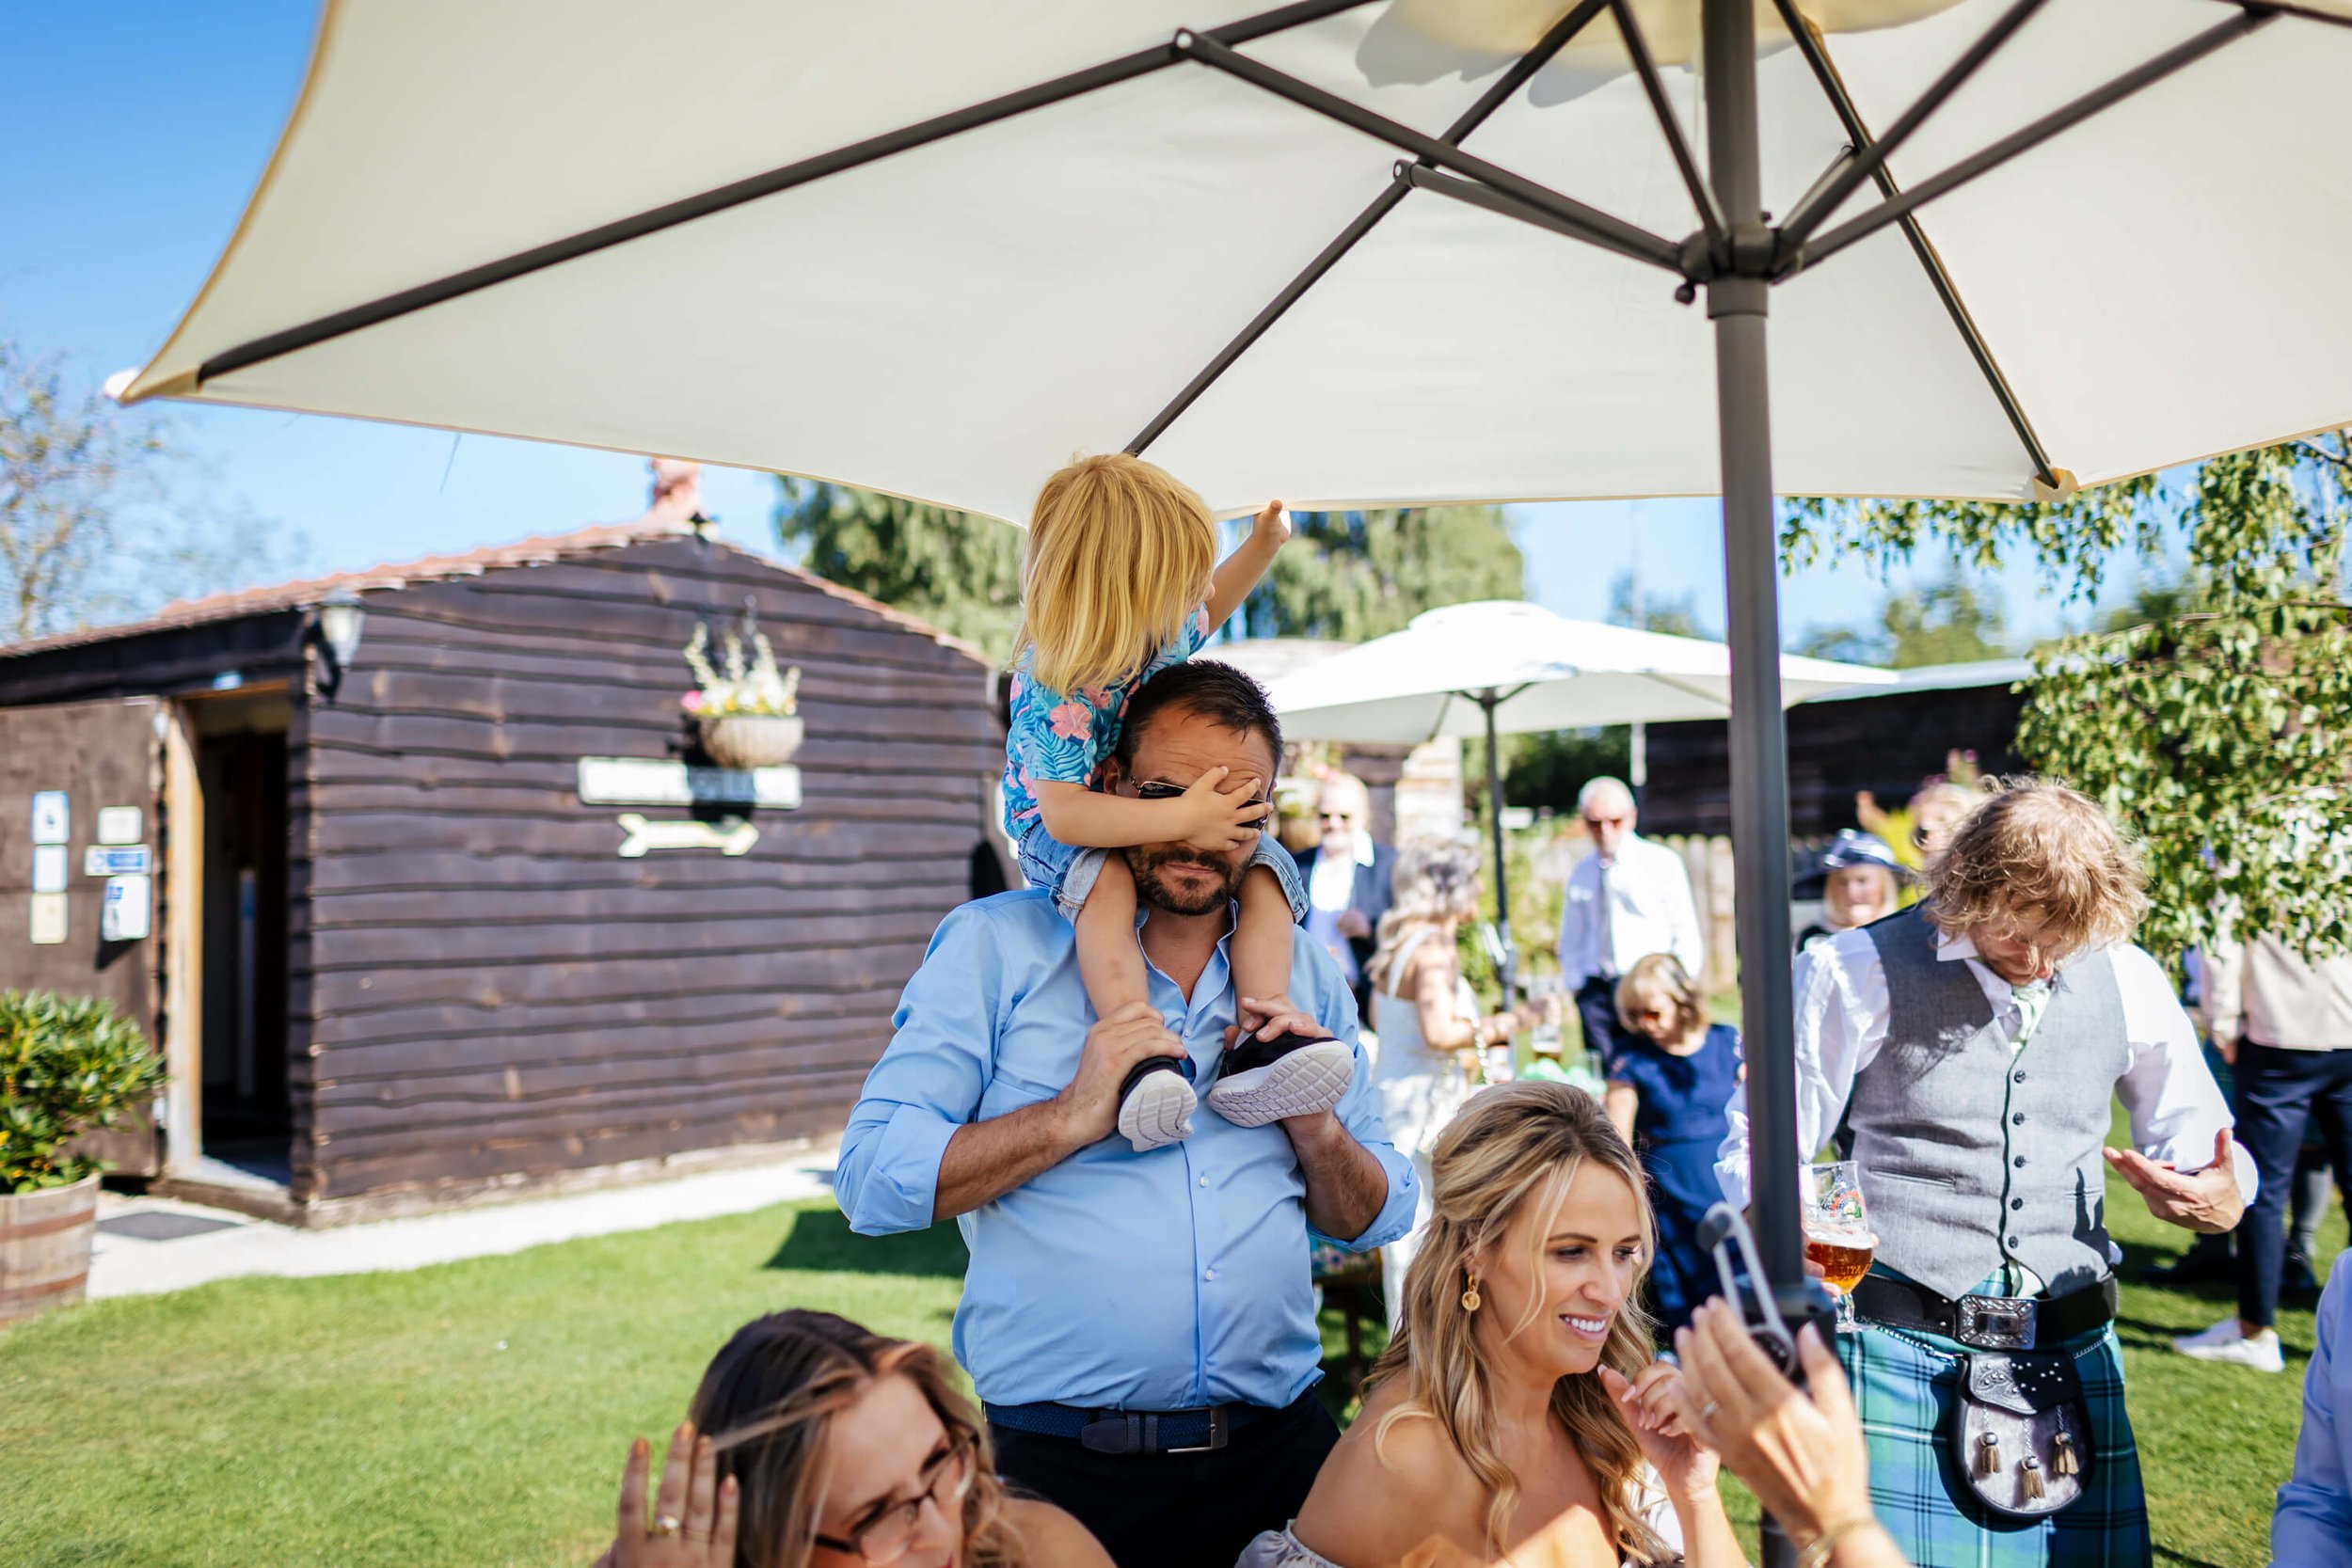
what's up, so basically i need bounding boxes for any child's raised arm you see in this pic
[1204,500,1291,630]
[1031,768,1268,851]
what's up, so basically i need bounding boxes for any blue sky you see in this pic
[5,2,2161,652]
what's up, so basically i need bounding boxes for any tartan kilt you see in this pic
[1838,1299,2151,1568]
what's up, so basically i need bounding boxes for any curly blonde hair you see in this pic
[1364,1082,1671,1565]
[693,1310,1022,1568]
[1922,777,2149,957]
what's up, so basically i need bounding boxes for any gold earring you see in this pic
[1461,1275,1482,1313]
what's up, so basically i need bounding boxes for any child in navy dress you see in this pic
[1604,952,1744,1332]
[1003,453,1352,1151]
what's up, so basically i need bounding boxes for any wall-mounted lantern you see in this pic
[315,589,367,699]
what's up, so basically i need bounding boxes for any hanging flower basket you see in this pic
[680,605,803,769]
[698,712,803,769]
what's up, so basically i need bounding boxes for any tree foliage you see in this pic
[1794,571,2009,668]
[1,340,304,643]
[1787,440,2352,959]
[773,478,1025,662]
[1240,505,1523,641]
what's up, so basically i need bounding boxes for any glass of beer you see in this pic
[1802,1160,1875,1330]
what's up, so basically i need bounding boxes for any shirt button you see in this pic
[1204,1268,1216,1282]
[2010,1197,2025,1211]
[1199,1175,1209,1188]
[2012,1070,2026,1084]
[2012,1113,2026,1125]
[2013,1156,2027,1168]
[2009,1236,2022,1248]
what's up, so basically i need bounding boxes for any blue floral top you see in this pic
[1001,605,1212,836]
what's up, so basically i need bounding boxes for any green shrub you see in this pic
[0,990,163,1194]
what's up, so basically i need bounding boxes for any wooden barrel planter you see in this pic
[0,1174,100,1325]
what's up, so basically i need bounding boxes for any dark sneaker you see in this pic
[1116,1056,1196,1151]
[1207,1031,1354,1128]
[2283,1247,2323,1300]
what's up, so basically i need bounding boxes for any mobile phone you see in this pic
[1697,1202,1836,1383]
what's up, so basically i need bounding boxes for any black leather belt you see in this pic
[984,1397,1276,1454]
[1853,1274,2119,1351]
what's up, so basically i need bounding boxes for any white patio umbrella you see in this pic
[115,0,2352,1404]
[1265,600,1891,991]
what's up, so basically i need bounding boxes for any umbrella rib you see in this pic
[2218,0,2352,26]
[1178,33,1685,268]
[1792,8,2277,274]
[1767,0,2060,492]
[188,0,1377,389]
[1399,166,1687,273]
[1774,0,2051,253]
[1608,0,1727,248]
[1128,0,1615,456]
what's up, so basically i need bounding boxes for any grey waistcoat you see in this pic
[1850,907,2127,1301]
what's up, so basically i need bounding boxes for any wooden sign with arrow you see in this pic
[614,814,760,859]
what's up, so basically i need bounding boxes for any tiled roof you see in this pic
[0,515,991,666]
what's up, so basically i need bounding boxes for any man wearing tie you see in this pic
[1555,776,1704,1058]
[1292,772,1394,1022]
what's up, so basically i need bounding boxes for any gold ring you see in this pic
[650,1514,683,1538]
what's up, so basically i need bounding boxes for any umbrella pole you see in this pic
[1480,689,1517,1009]
[1704,0,1810,1434]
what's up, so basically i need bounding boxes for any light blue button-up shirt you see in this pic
[2276,1249,2352,1564]
[835,890,1416,1412]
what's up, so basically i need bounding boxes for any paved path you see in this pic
[91,1151,837,1300]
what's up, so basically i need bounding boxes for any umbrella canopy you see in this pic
[1265,599,1893,742]
[119,0,2352,522]
[116,0,2352,1465]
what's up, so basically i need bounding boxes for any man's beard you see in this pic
[1126,844,1248,916]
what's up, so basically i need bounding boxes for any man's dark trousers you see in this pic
[991,1391,1338,1568]
[1575,975,1634,1061]
[2233,1040,2352,1327]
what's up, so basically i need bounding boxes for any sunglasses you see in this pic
[1131,778,1274,810]
[813,1432,977,1564]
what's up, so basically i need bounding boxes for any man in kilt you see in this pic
[1718,780,2249,1567]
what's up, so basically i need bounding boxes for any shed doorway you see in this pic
[188,690,294,1188]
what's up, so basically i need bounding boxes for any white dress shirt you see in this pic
[1307,832,1375,911]
[1555,832,1704,990]
[1715,924,2254,1210]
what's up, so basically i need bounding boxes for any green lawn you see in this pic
[1,1148,2334,1568]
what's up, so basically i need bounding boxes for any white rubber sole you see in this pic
[1207,1040,1355,1127]
[1118,1068,1199,1151]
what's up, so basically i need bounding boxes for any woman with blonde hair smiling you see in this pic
[1363,837,1538,1329]
[1240,1082,1742,1567]
[596,1309,1110,1568]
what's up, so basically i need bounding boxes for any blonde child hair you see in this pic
[1014,453,1219,695]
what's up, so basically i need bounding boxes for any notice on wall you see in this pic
[96,806,143,846]
[101,874,151,942]
[30,791,68,846]
[84,845,152,878]
[31,844,69,895]
[578,757,803,809]
[28,892,66,945]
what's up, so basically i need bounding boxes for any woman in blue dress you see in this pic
[1603,953,1744,1334]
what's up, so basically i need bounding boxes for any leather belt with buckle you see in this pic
[1851,1274,2118,1351]
[984,1398,1257,1454]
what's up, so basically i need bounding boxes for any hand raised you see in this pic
[1059,1002,1185,1144]
[1177,767,1269,851]
[1599,1361,1719,1502]
[1252,499,1292,547]
[1670,1303,1869,1544]
[2103,1127,2244,1232]
[602,1422,739,1568]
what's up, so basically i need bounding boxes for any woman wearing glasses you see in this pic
[596,1309,1112,1568]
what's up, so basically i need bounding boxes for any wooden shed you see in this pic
[1635,658,2032,839]
[0,514,997,1222]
